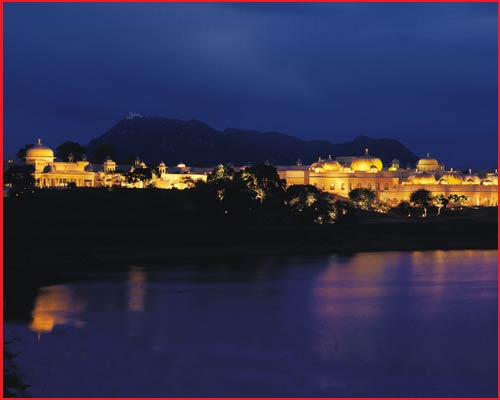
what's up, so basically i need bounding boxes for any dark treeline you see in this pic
[4,164,497,272]
[6,164,354,229]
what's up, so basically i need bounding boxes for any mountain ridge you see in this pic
[87,116,420,167]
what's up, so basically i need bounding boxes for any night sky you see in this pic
[4,3,498,169]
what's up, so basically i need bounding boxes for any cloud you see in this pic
[3,3,497,168]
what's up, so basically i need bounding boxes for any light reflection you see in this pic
[311,250,497,364]
[29,285,86,338]
[410,250,447,303]
[311,253,391,361]
[128,267,147,312]
[409,249,498,305]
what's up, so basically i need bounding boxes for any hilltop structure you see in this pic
[7,139,498,206]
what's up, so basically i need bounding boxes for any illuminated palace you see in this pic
[277,150,498,206]
[13,139,498,206]
[17,139,210,190]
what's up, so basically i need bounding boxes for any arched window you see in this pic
[341,183,345,190]
[384,183,389,190]
[330,183,335,190]
[376,183,380,190]
[368,183,372,189]
[356,183,362,189]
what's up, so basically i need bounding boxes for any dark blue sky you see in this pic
[4,3,498,169]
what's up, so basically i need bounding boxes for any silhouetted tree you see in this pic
[433,194,449,215]
[448,194,469,206]
[334,199,356,222]
[410,189,433,217]
[4,165,35,195]
[15,144,34,161]
[285,184,337,224]
[125,167,153,187]
[348,188,376,210]
[56,142,86,161]
[92,144,115,163]
[393,200,412,217]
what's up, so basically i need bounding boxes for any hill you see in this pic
[86,116,419,166]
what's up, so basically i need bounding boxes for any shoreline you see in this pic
[5,220,497,272]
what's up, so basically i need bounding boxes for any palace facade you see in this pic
[12,139,210,190]
[277,150,498,206]
[8,139,498,206]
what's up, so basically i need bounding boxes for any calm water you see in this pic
[4,250,498,397]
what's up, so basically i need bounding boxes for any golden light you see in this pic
[29,285,86,336]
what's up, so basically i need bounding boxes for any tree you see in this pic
[4,165,35,195]
[125,167,153,187]
[348,188,376,210]
[433,194,449,215]
[448,194,468,207]
[91,144,115,163]
[207,164,235,183]
[334,199,356,222]
[234,164,285,203]
[16,144,34,161]
[181,175,196,188]
[284,184,337,224]
[56,142,86,161]
[410,189,433,217]
[393,200,411,217]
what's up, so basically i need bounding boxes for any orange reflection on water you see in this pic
[409,249,497,304]
[29,285,86,336]
[128,268,147,312]
[311,254,393,361]
[410,250,447,301]
[312,254,392,316]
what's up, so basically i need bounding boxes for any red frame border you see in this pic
[0,1,498,399]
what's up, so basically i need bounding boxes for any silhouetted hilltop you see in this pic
[87,116,419,166]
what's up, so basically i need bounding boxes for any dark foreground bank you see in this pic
[4,188,497,272]
[6,219,497,270]
[3,188,497,397]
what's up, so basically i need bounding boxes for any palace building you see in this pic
[277,149,498,207]
[8,139,498,207]
[25,139,96,188]
[9,138,209,190]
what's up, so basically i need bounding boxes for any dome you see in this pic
[322,155,341,172]
[464,173,481,185]
[482,173,498,186]
[309,157,325,173]
[350,148,383,172]
[438,170,463,185]
[417,153,440,172]
[409,172,436,185]
[25,138,55,161]
[388,159,400,171]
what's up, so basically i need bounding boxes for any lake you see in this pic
[4,250,497,397]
